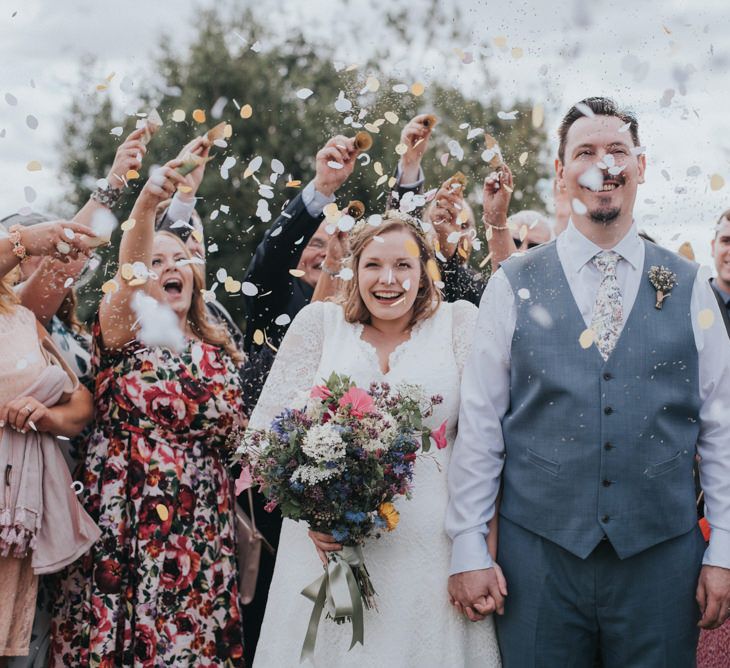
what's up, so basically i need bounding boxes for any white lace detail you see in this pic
[252,300,500,668]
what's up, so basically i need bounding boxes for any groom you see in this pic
[446,97,730,666]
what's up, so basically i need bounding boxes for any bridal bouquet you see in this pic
[232,372,444,661]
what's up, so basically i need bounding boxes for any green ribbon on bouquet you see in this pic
[299,545,365,663]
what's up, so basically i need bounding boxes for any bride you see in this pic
[250,211,502,667]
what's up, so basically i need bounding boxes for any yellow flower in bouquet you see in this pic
[378,502,400,531]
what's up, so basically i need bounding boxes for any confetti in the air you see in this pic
[579,329,596,349]
[698,309,715,330]
[296,88,314,100]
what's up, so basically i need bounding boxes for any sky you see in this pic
[1,0,729,269]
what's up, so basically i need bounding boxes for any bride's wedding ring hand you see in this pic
[448,566,508,622]
[308,529,342,566]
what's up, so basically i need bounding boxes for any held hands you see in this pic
[308,529,343,566]
[448,565,508,622]
[322,228,350,277]
[313,135,360,198]
[0,396,51,434]
[482,164,513,228]
[696,565,730,629]
[106,127,149,189]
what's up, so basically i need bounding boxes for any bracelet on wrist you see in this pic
[8,225,28,262]
[482,217,509,230]
[90,183,123,209]
[321,264,339,278]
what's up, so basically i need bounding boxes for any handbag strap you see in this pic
[247,487,257,534]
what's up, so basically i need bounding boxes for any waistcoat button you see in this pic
[603,372,613,381]
[602,479,612,487]
[601,515,610,523]
[604,406,614,415]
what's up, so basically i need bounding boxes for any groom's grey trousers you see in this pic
[493,242,706,667]
[495,517,705,668]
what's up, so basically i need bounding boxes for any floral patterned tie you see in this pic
[590,251,623,360]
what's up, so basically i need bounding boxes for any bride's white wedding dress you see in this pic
[250,300,501,667]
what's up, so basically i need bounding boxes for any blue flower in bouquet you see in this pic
[344,511,368,524]
[332,527,350,543]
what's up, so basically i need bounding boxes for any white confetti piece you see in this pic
[447,139,464,161]
[271,159,284,174]
[274,313,292,326]
[497,110,518,120]
[367,214,382,227]
[220,156,237,180]
[698,309,715,330]
[296,88,314,100]
[338,215,355,232]
[110,126,123,137]
[334,91,352,113]
[339,268,354,281]
[517,288,531,300]
[26,115,38,130]
[327,160,344,170]
[392,83,408,93]
[64,277,74,288]
[466,127,484,140]
[572,198,588,215]
[5,93,18,106]
[578,165,604,192]
[132,292,185,351]
[216,268,228,282]
[575,102,595,118]
[208,243,219,253]
[242,282,258,296]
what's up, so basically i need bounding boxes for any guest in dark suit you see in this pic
[710,209,730,337]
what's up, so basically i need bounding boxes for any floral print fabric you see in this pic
[50,320,246,667]
[590,251,623,360]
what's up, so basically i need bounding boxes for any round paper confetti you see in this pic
[395,143,408,156]
[572,198,588,215]
[126,169,140,180]
[171,109,186,122]
[411,82,425,96]
[241,282,258,296]
[274,313,292,326]
[710,174,725,191]
[289,269,306,277]
[404,239,420,257]
[26,115,38,130]
[296,88,314,100]
[384,111,399,124]
[121,218,136,231]
[192,109,206,123]
[240,104,253,119]
[579,329,596,349]
[517,288,531,300]
[253,329,265,346]
[156,504,169,522]
[26,160,42,171]
[532,104,545,129]
[366,76,380,92]
[339,268,354,281]
[511,47,524,59]
[698,309,715,330]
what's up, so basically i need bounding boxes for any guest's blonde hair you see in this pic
[0,273,19,315]
[339,212,441,327]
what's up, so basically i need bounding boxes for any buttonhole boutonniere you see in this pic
[647,265,677,309]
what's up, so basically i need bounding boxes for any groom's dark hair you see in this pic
[558,97,640,162]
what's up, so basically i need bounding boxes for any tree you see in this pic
[59,6,550,325]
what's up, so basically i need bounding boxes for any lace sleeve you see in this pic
[248,301,326,431]
[451,299,479,378]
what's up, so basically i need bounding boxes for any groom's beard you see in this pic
[589,197,621,225]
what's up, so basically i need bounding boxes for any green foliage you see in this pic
[59,7,550,327]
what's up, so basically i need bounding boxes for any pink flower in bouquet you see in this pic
[431,420,448,450]
[264,499,278,513]
[310,384,332,400]
[235,466,253,495]
[338,387,375,418]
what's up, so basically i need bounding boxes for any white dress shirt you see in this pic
[446,221,730,574]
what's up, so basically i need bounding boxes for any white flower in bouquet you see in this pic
[290,463,341,486]
[362,412,398,452]
[395,382,429,413]
[302,423,346,463]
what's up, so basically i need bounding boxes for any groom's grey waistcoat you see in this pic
[499,240,700,560]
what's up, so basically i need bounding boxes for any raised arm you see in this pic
[482,164,518,270]
[98,156,191,350]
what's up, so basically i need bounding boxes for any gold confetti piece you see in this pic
[354,131,372,151]
[101,279,119,295]
[253,329,265,346]
[171,109,186,122]
[373,161,383,176]
[128,277,147,287]
[191,229,203,243]
[121,263,135,281]
[479,252,493,269]
[662,24,672,34]
[376,174,388,186]
[346,200,365,219]
[519,225,528,242]
[698,309,715,330]
[192,109,206,123]
[345,63,358,72]
[395,143,408,156]
[126,169,140,180]
[177,185,192,193]
[121,218,136,231]
[411,82,425,96]
[677,241,695,260]
[388,176,397,188]
[223,124,233,139]
[286,180,301,188]
[224,276,241,293]
[710,174,725,191]
[26,160,42,171]
[289,269,306,277]
[511,47,524,59]
[493,36,508,48]
[404,238,420,257]
[485,226,493,242]
[240,104,253,119]
[156,504,169,522]
[384,111,399,124]
[363,123,380,133]
[532,104,544,129]
[519,152,528,166]
[579,329,596,349]
[426,259,441,282]
[96,84,108,92]
[323,202,340,219]
[366,76,380,92]
[206,121,228,141]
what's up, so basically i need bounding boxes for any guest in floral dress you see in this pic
[51,141,247,667]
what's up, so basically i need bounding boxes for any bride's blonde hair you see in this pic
[339,212,441,327]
